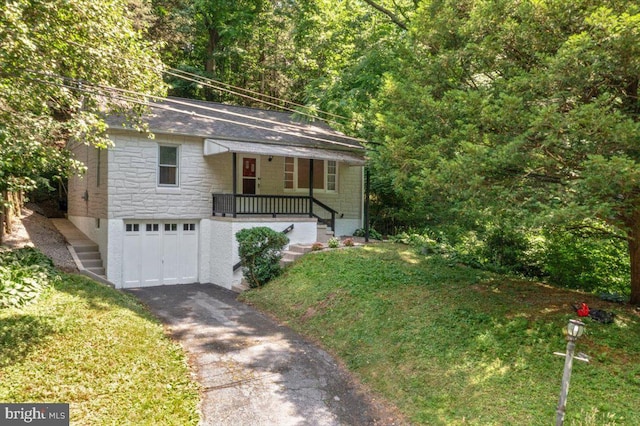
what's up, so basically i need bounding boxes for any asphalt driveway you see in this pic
[128,284,398,426]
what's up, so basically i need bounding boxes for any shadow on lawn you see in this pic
[53,273,158,320]
[0,314,56,368]
[0,273,156,369]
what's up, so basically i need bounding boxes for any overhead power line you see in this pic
[20,70,366,149]
[59,39,357,130]
[165,66,351,123]
[161,68,360,137]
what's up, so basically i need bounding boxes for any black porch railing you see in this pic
[212,193,337,232]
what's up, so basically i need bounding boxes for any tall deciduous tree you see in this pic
[0,0,164,239]
[292,0,412,131]
[372,0,640,302]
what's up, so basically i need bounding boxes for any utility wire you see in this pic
[164,70,358,134]
[165,66,351,122]
[23,68,365,144]
[60,39,357,129]
[21,71,365,149]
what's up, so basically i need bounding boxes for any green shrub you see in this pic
[391,231,440,253]
[354,227,383,240]
[236,227,289,288]
[482,228,542,276]
[0,247,60,309]
[542,231,630,296]
[327,237,340,248]
[386,220,630,297]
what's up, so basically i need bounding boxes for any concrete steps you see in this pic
[231,281,250,293]
[280,244,313,268]
[316,223,334,244]
[50,219,110,284]
[67,240,106,277]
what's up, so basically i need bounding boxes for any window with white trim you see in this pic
[327,160,337,191]
[283,158,337,192]
[158,145,179,186]
[284,157,294,189]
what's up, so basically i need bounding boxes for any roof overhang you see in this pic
[204,139,366,166]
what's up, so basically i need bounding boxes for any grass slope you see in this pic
[0,274,199,425]
[241,244,640,425]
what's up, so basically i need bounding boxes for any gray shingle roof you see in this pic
[108,97,365,153]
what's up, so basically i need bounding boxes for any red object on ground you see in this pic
[577,303,590,317]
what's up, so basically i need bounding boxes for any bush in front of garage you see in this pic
[236,227,289,288]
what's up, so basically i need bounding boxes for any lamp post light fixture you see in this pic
[555,319,586,426]
[567,319,585,340]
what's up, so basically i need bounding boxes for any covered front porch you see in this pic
[205,138,366,235]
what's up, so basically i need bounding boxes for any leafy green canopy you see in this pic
[371,0,640,302]
[0,0,164,194]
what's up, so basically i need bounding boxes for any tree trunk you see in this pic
[628,214,640,305]
[205,27,220,76]
[6,192,14,235]
[0,191,11,237]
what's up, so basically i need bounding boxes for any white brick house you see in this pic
[67,97,366,289]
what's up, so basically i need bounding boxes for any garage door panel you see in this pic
[180,223,198,283]
[123,223,142,287]
[162,223,180,285]
[141,224,162,286]
[122,221,199,288]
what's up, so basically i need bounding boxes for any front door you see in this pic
[241,156,259,194]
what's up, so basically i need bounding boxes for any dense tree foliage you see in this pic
[159,0,410,122]
[161,0,302,104]
[0,0,164,211]
[371,0,640,302]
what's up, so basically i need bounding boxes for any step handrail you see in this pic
[311,197,337,234]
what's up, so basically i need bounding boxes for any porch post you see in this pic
[232,152,237,218]
[308,158,314,218]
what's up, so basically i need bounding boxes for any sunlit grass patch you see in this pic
[0,274,199,425]
[242,243,640,424]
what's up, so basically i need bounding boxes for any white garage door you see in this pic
[122,221,198,288]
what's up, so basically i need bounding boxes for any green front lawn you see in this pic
[0,273,199,425]
[241,244,640,425]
